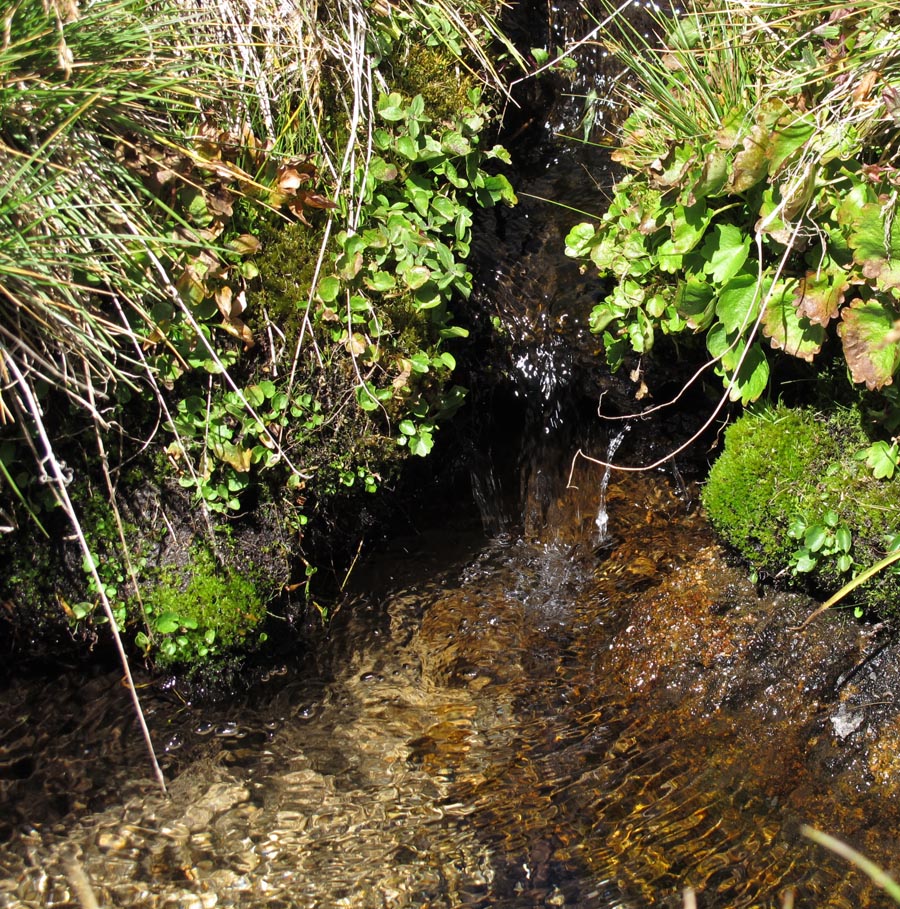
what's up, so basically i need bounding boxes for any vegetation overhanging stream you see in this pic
[5,1,900,907]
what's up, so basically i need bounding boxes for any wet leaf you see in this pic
[838,298,900,389]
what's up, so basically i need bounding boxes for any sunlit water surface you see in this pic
[2,469,899,908]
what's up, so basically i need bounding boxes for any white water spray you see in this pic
[594,424,630,543]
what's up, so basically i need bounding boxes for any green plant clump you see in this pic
[565,2,900,412]
[139,545,266,667]
[703,404,900,617]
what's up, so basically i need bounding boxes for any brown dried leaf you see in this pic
[220,314,255,349]
[277,165,314,194]
[344,332,368,357]
[298,190,337,210]
[207,187,234,220]
[794,268,849,326]
[853,70,879,106]
[227,234,261,256]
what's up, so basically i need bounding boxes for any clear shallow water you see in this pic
[2,470,899,908]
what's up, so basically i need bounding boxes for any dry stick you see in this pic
[62,856,101,909]
[3,353,166,793]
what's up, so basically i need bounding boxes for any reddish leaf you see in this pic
[297,190,337,210]
[727,122,769,193]
[838,298,900,389]
[277,165,314,194]
[793,266,849,326]
[761,280,826,362]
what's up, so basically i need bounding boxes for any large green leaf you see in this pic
[837,298,900,390]
[838,197,900,290]
[715,271,765,333]
[564,222,596,258]
[767,109,816,175]
[675,274,716,330]
[667,202,712,254]
[707,326,769,402]
[701,224,751,285]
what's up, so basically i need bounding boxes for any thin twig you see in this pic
[3,352,166,793]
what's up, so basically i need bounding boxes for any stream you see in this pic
[5,2,900,905]
[3,459,900,908]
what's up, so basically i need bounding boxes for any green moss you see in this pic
[143,544,266,668]
[390,44,479,125]
[252,220,326,342]
[703,404,900,618]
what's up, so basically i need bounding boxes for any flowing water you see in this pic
[593,425,630,544]
[3,459,900,908]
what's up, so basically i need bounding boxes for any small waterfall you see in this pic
[594,423,630,543]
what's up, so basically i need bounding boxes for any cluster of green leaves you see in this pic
[136,545,266,666]
[164,87,514,524]
[315,88,514,458]
[0,0,517,673]
[787,511,853,577]
[167,381,322,514]
[703,404,900,617]
[566,3,900,410]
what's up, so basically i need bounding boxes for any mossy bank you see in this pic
[703,404,900,619]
